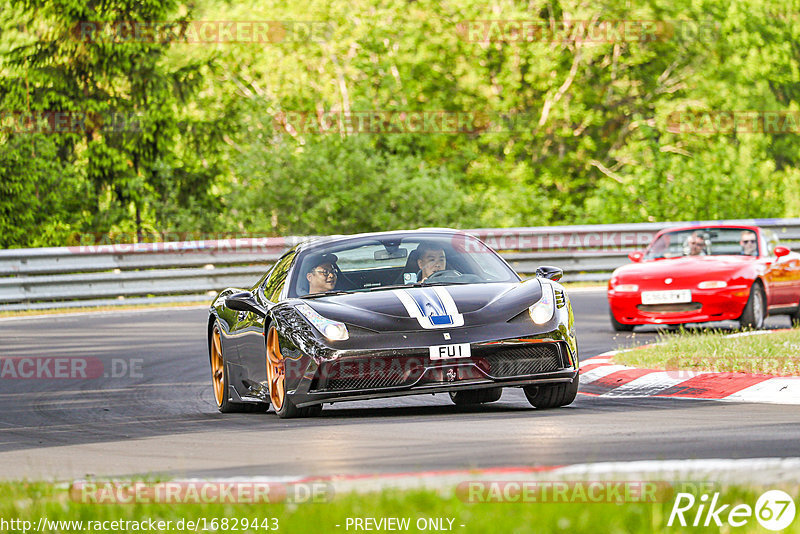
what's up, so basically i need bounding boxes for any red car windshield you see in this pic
[645,227,759,259]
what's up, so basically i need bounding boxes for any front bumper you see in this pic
[608,285,751,325]
[287,338,578,407]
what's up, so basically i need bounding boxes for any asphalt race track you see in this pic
[1,289,799,481]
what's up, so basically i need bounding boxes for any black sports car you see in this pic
[207,229,579,418]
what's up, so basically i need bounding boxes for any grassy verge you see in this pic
[614,329,800,375]
[1,481,798,533]
[0,301,208,318]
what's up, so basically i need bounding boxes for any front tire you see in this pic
[740,283,766,330]
[610,311,635,332]
[266,326,322,419]
[523,375,579,409]
[449,388,502,405]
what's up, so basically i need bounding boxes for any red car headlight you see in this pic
[697,281,728,289]
[613,284,639,292]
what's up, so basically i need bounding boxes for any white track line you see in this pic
[722,377,800,405]
[601,371,692,397]
[580,364,632,384]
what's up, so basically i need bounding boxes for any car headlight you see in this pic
[613,284,639,292]
[529,283,555,324]
[297,304,349,341]
[698,280,727,289]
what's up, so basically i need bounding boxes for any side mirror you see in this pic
[628,251,644,263]
[535,265,563,281]
[774,246,791,258]
[226,290,267,317]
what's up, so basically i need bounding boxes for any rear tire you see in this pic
[739,283,766,330]
[267,326,322,419]
[791,306,800,328]
[610,312,635,332]
[449,388,502,405]
[523,375,579,409]
[210,322,266,413]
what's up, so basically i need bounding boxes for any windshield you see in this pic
[644,227,759,259]
[288,233,519,297]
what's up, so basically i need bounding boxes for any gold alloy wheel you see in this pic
[266,327,285,410]
[211,325,225,407]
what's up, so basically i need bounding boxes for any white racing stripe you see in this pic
[392,287,464,329]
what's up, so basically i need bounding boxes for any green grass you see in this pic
[614,329,800,375]
[1,481,799,533]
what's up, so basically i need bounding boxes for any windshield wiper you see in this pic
[298,290,353,299]
[362,284,425,292]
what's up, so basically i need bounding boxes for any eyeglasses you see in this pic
[313,268,336,277]
[741,240,756,244]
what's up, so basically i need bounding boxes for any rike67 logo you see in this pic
[668,490,796,530]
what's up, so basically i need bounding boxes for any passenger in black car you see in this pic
[306,253,338,294]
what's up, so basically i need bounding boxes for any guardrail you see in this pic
[2,218,799,311]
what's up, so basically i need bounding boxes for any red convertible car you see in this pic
[607,224,800,331]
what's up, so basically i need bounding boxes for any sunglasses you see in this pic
[741,240,756,244]
[313,268,337,277]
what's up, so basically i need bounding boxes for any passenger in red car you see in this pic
[685,232,707,256]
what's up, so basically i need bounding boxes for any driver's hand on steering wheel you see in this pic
[421,269,462,283]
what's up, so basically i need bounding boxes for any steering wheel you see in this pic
[424,269,462,281]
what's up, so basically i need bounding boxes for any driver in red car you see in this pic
[416,243,447,282]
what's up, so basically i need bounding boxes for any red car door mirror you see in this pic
[774,246,791,258]
[628,251,644,263]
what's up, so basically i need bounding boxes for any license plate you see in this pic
[641,290,692,305]
[429,343,471,360]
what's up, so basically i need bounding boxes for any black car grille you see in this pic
[313,343,567,391]
[315,357,424,391]
[476,344,563,378]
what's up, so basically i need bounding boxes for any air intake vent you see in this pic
[555,289,566,308]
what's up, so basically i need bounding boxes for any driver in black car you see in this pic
[416,242,447,283]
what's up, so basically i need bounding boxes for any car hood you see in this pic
[612,256,757,285]
[291,281,544,331]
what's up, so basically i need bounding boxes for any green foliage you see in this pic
[2,0,800,247]
[231,134,479,235]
